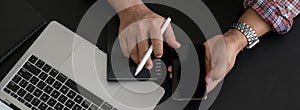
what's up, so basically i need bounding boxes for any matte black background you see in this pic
[0,0,299,109]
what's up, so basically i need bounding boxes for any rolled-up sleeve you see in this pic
[244,0,300,34]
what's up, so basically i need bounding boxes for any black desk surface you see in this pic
[1,0,300,110]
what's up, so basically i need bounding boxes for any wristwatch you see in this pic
[232,20,259,49]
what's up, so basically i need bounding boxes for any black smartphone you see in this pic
[172,43,207,100]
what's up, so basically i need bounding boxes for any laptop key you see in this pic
[28,55,38,64]
[42,64,52,73]
[74,95,83,104]
[37,81,46,90]
[39,72,48,80]
[44,85,53,94]
[31,98,41,106]
[36,60,45,68]
[41,93,50,102]
[47,98,57,107]
[58,95,68,104]
[38,102,48,109]
[72,104,82,110]
[26,84,36,93]
[81,99,91,108]
[49,69,59,77]
[33,89,43,97]
[53,81,62,90]
[57,73,67,83]
[12,75,22,84]
[65,99,75,108]
[18,68,32,80]
[3,88,11,94]
[54,103,64,110]
[67,90,76,99]
[19,79,29,88]
[6,81,20,92]
[45,76,55,85]
[23,62,41,76]
[24,93,34,102]
[59,85,69,94]
[50,90,60,99]
[101,102,113,110]
[25,101,32,108]
[29,76,39,85]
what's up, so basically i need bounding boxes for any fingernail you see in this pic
[145,62,153,70]
[156,54,162,58]
[177,43,181,48]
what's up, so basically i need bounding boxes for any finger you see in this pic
[145,57,153,70]
[150,27,164,58]
[168,66,173,79]
[129,46,140,64]
[168,66,172,72]
[164,25,181,48]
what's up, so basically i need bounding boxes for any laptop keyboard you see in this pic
[3,55,118,110]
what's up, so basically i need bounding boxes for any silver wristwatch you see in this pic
[232,20,259,49]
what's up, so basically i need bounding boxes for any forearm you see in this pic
[108,0,143,12]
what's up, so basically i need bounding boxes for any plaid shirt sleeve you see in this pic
[244,0,300,34]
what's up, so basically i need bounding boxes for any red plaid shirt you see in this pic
[244,0,300,34]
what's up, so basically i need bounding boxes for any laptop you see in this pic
[0,21,165,110]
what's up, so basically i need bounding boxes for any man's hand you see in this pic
[204,29,247,92]
[118,4,180,69]
[168,29,247,93]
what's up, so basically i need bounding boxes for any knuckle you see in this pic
[139,46,148,52]
[130,49,137,55]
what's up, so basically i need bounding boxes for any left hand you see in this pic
[168,29,247,93]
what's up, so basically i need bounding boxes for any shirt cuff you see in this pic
[243,0,294,34]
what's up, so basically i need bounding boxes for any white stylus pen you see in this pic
[134,17,171,76]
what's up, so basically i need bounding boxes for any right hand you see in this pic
[118,4,181,69]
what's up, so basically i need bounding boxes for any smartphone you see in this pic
[172,43,207,100]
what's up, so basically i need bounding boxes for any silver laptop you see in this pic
[0,21,165,110]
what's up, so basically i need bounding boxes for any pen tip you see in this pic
[134,71,138,76]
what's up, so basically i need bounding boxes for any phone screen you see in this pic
[172,43,207,100]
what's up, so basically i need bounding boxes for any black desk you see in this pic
[1,0,300,109]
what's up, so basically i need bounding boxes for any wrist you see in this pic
[223,29,248,52]
[118,4,152,22]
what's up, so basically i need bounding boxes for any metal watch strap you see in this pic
[232,20,259,49]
